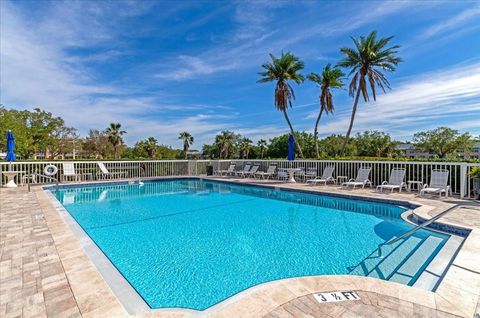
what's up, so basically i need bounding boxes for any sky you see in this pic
[1,0,480,149]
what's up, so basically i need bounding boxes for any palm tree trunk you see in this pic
[341,88,362,155]
[283,110,304,158]
[314,107,324,159]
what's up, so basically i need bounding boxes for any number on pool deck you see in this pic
[313,291,360,303]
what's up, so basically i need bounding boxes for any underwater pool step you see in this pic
[388,236,444,285]
[349,235,445,286]
[349,236,423,278]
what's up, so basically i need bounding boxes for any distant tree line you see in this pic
[202,128,478,160]
[0,106,478,161]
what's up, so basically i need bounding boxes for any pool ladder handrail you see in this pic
[27,173,59,192]
[377,204,460,257]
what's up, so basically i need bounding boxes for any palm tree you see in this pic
[105,123,126,159]
[215,131,236,159]
[307,64,344,159]
[257,139,267,159]
[239,137,252,159]
[179,132,194,159]
[144,137,158,158]
[338,30,401,154]
[258,52,305,158]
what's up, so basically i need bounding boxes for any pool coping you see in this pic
[36,176,480,317]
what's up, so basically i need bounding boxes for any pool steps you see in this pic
[349,234,462,289]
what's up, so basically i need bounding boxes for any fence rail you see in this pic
[1,160,478,199]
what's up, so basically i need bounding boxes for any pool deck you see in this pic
[1,176,479,318]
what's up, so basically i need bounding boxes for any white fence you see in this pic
[1,160,479,199]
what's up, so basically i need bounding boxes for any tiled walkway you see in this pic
[1,180,479,318]
[265,291,460,318]
[0,190,81,318]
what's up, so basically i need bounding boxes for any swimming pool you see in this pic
[52,178,449,310]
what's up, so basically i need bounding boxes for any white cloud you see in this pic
[419,5,480,40]
[155,55,237,81]
[314,62,480,138]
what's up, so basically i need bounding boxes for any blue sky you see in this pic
[1,0,479,148]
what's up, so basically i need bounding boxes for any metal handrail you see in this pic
[377,204,461,257]
[27,173,59,192]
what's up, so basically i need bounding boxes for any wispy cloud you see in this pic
[155,55,237,81]
[314,61,480,138]
[419,5,480,40]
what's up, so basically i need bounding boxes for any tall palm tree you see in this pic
[215,131,236,159]
[307,64,344,159]
[178,132,194,159]
[258,52,305,158]
[105,123,126,159]
[239,137,252,159]
[338,30,401,154]
[257,139,267,159]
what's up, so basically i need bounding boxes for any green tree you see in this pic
[178,132,194,159]
[239,137,252,159]
[258,52,305,158]
[105,123,126,159]
[317,135,357,157]
[28,108,65,159]
[83,129,113,159]
[0,107,31,158]
[201,144,218,159]
[215,131,238,159]
[134,137,158,159]
[266,132,315,159]
[413,127,474,158]
[307,64,344,158]
[338,31,401,154]
[355,130,398,157]
[257,139,268,159]
[51,127,79,159]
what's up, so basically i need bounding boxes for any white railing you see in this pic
[0,160,190,186]
[1,159,478,199]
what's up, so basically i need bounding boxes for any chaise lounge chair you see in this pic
[217,163,236,176]
[62,162,80,182]
[376,168,406,193]
[276,168,289,182]
[306,165,335,186]
[243,165,260,178]
[304,167,318,181]
[97,162,127,179]
[342,167,372,189]
[234,164,252,177]
[420,169,451,198]
[255,165,277,179]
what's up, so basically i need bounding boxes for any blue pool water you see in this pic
[52,179,449,310]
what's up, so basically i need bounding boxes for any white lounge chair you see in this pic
[97,162,127,179]
[376,168,406,193]
[342,167,372,189]
[217,164,236,176]
[276,168,289,181]
[255,165,277,179]
[306,165,335,186]
[304,167,318,181]
[420,169,451,198]
[235,164,251,177]
[62,163,80,182]
[243,165,260,178]
[294,167,306,181]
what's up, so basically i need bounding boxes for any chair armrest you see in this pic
[348,178,354,182]
[381,181,388,185]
